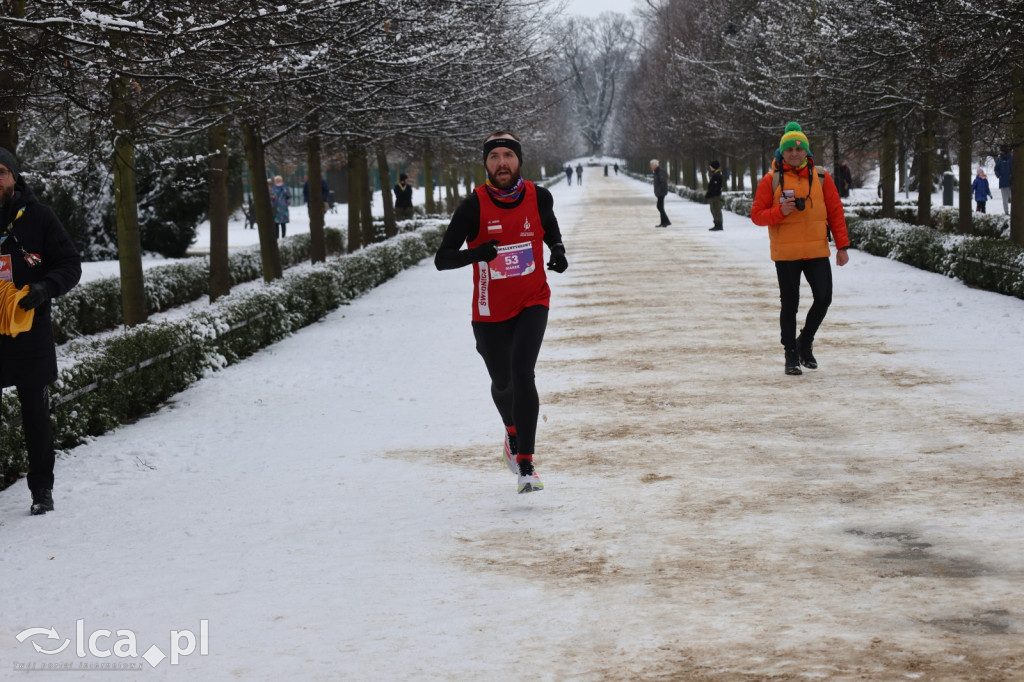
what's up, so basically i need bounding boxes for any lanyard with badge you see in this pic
[0,208,42,267]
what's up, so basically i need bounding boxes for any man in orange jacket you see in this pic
[750,122,850,376]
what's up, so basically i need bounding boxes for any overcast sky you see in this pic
[560,0,637,18]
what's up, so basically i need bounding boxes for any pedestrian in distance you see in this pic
[565,165,573,186]
[434,131,568,494]
[651,159,670,227]
[0,146,82,516]
[614,162,619,175]
[303,175,331,215]
[707,160,724,231]
[750,122,850,376]
[972,168,992,213]
[575,163,583,186]
[836,160,853,199]
[270,175,290,238]
[994,145,1012,215]
[393,173,414,220]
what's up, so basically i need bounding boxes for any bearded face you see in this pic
[485,144,521,190]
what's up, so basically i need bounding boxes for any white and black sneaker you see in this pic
[517,459,544,494]
[503,431,519,475]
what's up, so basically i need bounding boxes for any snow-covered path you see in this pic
[2,170,1023,680]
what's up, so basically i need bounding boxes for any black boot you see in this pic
[784,348,802,375]
[797,333,817,369]
[709,222,723,231]
[30,489,54,516]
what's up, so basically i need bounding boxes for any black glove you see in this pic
[546,243,568,273]
[469,240,499,263]
[18,282,51,311]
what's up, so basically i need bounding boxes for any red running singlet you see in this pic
[466,181,551,322]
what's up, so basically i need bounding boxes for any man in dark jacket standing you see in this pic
[0,147,82,515]
[995,145,1012,215]
[651,159,670,227]
[392,173,414,220]
[706,160,724,231]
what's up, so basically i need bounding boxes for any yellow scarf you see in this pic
[0,279,35,336]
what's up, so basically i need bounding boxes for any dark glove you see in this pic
[469,240,499,263]
[18,282,51,311]
[546,243,568,273]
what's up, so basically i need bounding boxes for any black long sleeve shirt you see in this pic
[434,185,563,271]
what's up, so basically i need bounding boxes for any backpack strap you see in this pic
[771,165,825,193]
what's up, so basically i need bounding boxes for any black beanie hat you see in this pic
[0,147,20,178]
[710,160,720,170]
[483,137,523,166]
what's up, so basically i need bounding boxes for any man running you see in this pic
[434,131,568,493]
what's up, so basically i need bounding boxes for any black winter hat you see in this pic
[710,160,720,170]
[0,147,20,178]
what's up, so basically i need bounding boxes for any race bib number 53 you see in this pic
[489,242,536,279]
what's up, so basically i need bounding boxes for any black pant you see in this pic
[656,196,670,225]
[276,222,287,237]
[775,258,832,350]
[472,305,548,455]
[16,384,55,491]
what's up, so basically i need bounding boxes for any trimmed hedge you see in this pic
[52,227,352,343]
[847,217,1024,299]
[1,223,446,490]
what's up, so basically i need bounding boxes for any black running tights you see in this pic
[775,257,832,350]
[472,305,548,455]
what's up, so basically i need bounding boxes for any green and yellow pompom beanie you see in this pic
[779,122,810,153]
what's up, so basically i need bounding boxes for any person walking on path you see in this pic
[565,165,573,186]
[750,122,850,376]
[706,160,724,231]
[434,131,568,494]
[994,146,1012,215]
[0,147,82,516]
[651,159,670,227]
[393,173,414,220]
[972,168,992,213]
[575,163,583,186]
[270,175,290,238]
[836,160,853,199]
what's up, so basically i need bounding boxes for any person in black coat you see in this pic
[392,173,414,220]
[706,160,724,231]
[0,147,82,516]
[650,159,670,227]
[836,160,853,199]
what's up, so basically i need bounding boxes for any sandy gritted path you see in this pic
[436,171,1024,679]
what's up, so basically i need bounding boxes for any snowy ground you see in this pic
[2,169,1023,680]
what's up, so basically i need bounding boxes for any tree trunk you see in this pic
[240,120,282,281]
[423,142,436,215]
[208,119,231,301]
[0,0,26,154]
[358,149,374,246]
[881,120,897,218]
[377,147,396,239]
[110,76,147,327]
[957,100,974,236]
[306,121,327,263]
[1011,65,1024,247]
[347,144,362,253]
[749,153,759,199]
[916,108,936,227]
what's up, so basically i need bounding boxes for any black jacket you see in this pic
[392,182,413,209]
[0,177,81,388]
[706,169,723,199]
[653,167,668,198]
